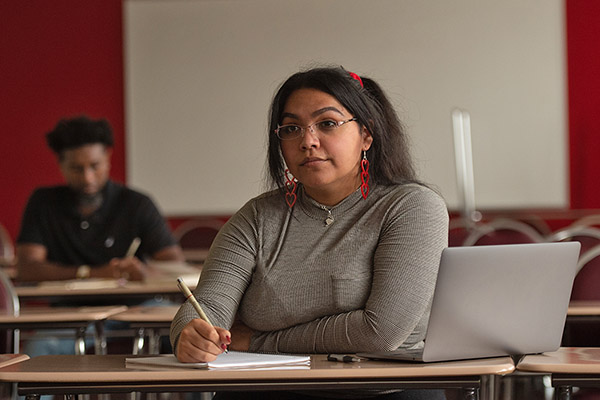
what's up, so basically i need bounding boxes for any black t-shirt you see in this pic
[17,180,177,267]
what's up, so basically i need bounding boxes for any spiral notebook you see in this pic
[126,351,311,370]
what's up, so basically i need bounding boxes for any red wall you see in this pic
[566,0,600,209]
[0,0,599,241]
[0,0,125,240]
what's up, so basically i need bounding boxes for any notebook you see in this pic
[126,351,310,370]
[358,242,581,363]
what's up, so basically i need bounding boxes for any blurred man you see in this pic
[16,115,183,282]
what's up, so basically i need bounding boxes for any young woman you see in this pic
[170,67,449,400]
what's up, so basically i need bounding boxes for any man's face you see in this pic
[59,144,112,196]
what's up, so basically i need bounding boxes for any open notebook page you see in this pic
[126,351,310,370]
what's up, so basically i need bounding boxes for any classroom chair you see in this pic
[0,224,14,267]
[571,243,600,301]
[546,226,600,300]
[570,214,600,229]
[0,268,19,353]
[173,218,225,264]
[460,218,546,246]
[448,217,476,247]
[555,228,600,347]
[547,225,600,247]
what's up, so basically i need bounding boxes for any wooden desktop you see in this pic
[0,354,515,400]
[517,347,600,400]
[14,261,200,304]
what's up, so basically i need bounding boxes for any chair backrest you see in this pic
[448,218,475,247]
[0,268,19,317]
[173,218,225,250]
[547,226,600,254]
[571,244,600,301]
[544,226,600,301]
[571,214,600,229]
[0,223,14,265]
[0,267,19,354]
[461,218,546,246]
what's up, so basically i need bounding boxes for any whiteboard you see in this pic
[124,0,567,215]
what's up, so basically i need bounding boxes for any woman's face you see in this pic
[279,88,373,206]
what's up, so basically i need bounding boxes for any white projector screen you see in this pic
[124,0,567,216]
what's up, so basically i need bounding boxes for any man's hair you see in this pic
[46,115,114,156]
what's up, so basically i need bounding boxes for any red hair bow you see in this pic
[348,71,364,88]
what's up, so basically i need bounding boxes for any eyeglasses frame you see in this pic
[275,117,358,140]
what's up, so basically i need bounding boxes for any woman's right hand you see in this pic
[176,318,231,363]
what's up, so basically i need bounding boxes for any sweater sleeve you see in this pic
[170,199,259,351]
[249,187,449,354]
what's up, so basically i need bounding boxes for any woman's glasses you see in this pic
[275,118,358,140]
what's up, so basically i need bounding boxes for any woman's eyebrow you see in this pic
[312,107,344,117]
[280,112,299,121]
[281,107,345,122]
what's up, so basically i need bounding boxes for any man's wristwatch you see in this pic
[76,264,91,279]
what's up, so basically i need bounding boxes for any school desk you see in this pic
[517,347,600,400]
[0,305,127,354]
[0,354,514,400]
[568,301,600,317]
[0,354,29,400]
[107,305,179,354]
[14,262,200,304]
[562,301,600,346]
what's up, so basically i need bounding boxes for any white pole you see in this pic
[452,108,481,226]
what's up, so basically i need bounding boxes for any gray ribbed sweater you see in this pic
[170,183,448,355]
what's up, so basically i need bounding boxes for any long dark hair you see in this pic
[267,66,418,193]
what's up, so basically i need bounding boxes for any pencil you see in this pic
[176,277,227,353]
[125,237,141,258]
[176,277,213,326]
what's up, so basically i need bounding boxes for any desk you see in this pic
[0,354,29,400]
[15,281,182,304]
[108,305,179,354]
[0,305,127,355]
[182,249,209,265]
[0,354,29,368]
[0,354,514,400]
[568,301,600,317]
[563,301,600,346]
[15,265,199,304]
[517,347,600,400]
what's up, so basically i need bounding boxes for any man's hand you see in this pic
[102,257,147,281]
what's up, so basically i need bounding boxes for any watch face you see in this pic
[77,265,91,279]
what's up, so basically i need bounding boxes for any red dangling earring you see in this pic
[360,151,370,199]
[284,169,298,208]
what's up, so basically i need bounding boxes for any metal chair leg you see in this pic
[94,321,107,355]
[133,327,145,355]
[75,326,86,355]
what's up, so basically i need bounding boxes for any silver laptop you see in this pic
[358,242,581,362]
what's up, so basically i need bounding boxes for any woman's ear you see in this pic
[362,126,373,150]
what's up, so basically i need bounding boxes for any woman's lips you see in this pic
[300,157,326,166]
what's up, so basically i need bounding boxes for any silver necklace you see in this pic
[319,205,334,226]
